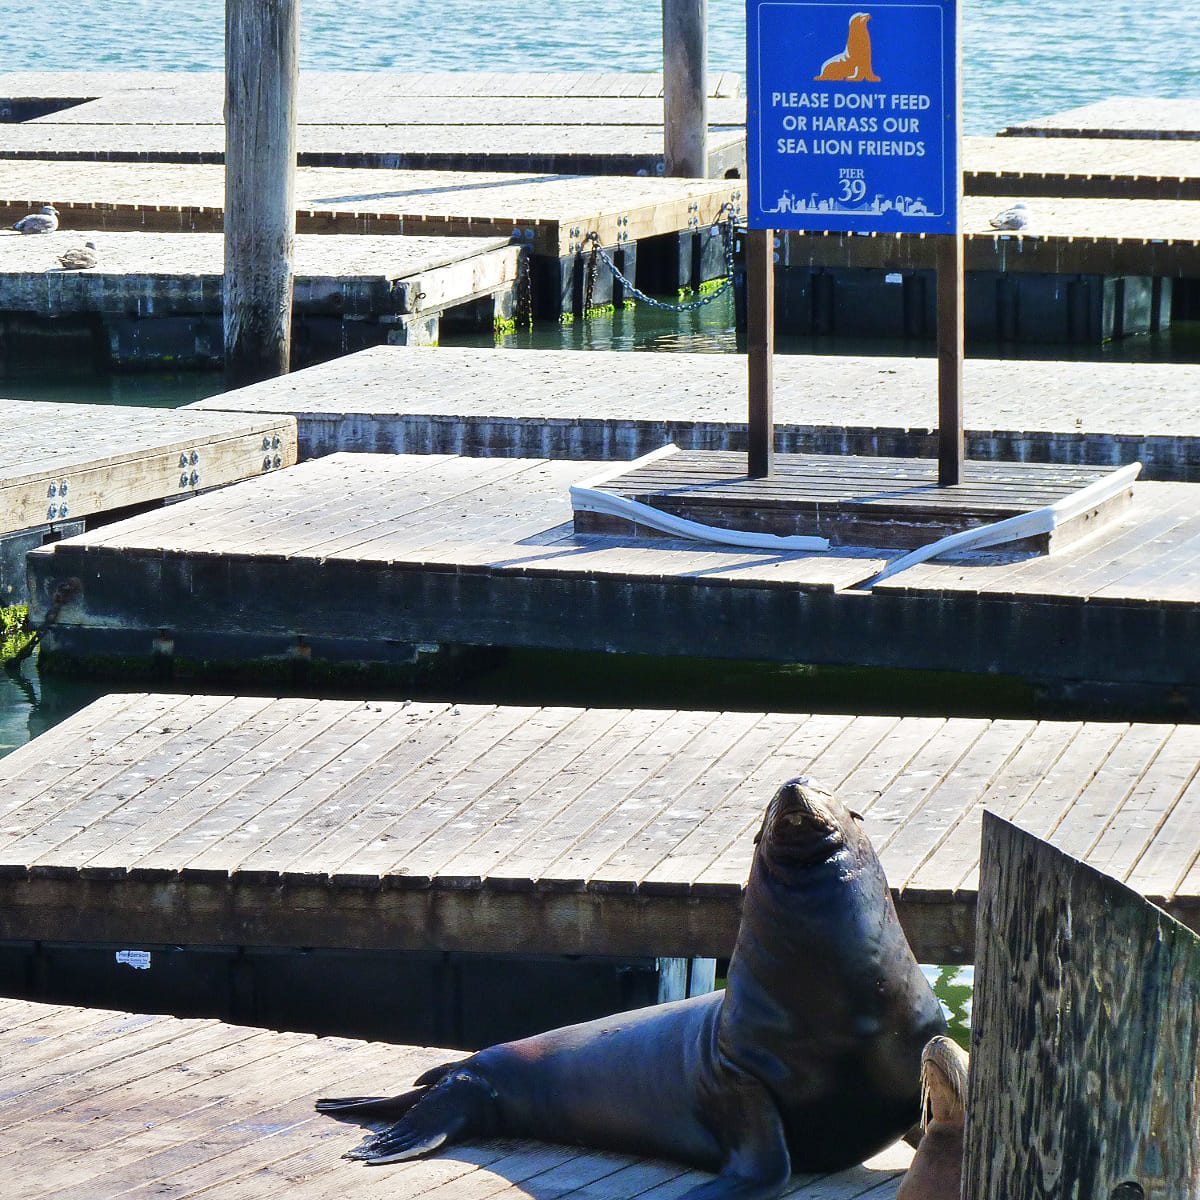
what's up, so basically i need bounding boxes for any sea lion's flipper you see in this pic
[314,1089,427,1118]
[676,1069,791,1199]
[316,1062,457,1118]
[344,1068,497,1165]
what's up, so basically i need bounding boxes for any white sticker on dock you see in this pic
[116,950,152,971]
[885,272,903,284]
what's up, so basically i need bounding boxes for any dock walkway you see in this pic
[0,160,743,314]
[1001,98,1200,140]
[0,400,296,601]
[192,345,1200,481]
[1,70,749,176]
[0,997,909,1198]
[782,194,1200,277]
[0,693,1197,963]
[25,454,1200,712]
[0,121,749,179]
[0,231,521,365]
[3,124,1196,199]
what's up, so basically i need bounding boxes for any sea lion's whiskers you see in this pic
[918,1036,969,1132]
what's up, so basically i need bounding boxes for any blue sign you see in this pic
[746,0,959,234]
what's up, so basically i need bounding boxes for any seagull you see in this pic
[12,204,59,234]
[988,201,1031,231]
[58,241,98,270]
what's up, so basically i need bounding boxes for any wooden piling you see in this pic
[964,813,1200,1198]
[223,0,299,387]
[662,0,708,177]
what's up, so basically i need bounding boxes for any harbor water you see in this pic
[2,0,1197,135]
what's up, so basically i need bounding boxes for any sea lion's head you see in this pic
[754,775,867,870]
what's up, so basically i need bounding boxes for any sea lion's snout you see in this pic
[758,776,848,853]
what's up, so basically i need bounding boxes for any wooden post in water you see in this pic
[746,228,774,479]
[964,813,1200,1198]
[662,0,708,177]
[224,0,299,387]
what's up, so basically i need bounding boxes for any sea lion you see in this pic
[318,777,946,1197]
[814,13,881,83]
[896,1037,969,1200]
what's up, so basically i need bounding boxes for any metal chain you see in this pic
[582,202,739,314]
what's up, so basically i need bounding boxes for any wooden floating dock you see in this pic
[25,454,1200,712]
[6,118,1198,199]
[190,345,1200,483]
[1,692,1199,963]
[0,400,296,602]
[0,69,744,113]
[768,193,1197,344]
[3,126,1196,202]
[29,92,748,129]
[0,997,908,1198]
[0,121,748,178]
[780,194,1200,276]
[1001,98,1200,140]
[574,449,1132,551]
[0,230,521,366]
[0,161,743,315]
[963,135,1200,201]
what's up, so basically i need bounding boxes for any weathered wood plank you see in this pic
[1,697,1200,964]
[1001,97,1200,140]
[780,194,1200,277]
[0,998,906,1199]
[189,345,1200,483]
[0,399,296,577]
[964,814,1200,1198]
[0,70,744,104]
[26,454,1200,710]
[0,160,744,257]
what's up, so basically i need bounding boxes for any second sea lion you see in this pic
[317,777,946,1198]
[896,1036,969,1200]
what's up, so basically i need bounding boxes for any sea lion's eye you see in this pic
[850,810,865,823]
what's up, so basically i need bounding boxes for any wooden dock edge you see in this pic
[0,869,1194,966]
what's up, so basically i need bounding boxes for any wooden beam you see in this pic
[746,227,774,478]
[964,813,1200,1197]
[223,0,299,387]
[661,0,708,177]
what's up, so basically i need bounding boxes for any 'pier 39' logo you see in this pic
[746,0,958,235]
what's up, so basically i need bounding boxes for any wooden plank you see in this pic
[0,399,297,543]
[1000,97,1200,140]
[0,160,743,256]
[780,193,1200,277]
[189,345,1200,484]
[0,69,743,103]
[25,454,1200,710]
[0,997,908,1198]
[2,698,1200,963]
[964,815,1200,1197]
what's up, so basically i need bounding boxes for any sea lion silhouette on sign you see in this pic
[815,12,881,82]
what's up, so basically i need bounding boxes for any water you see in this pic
[3,0,1197,135]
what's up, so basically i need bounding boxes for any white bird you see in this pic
[58,241,98,270]
[12,204,59,234]
[988,201,1031,231]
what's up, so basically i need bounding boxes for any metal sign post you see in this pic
[745,0,961,482]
